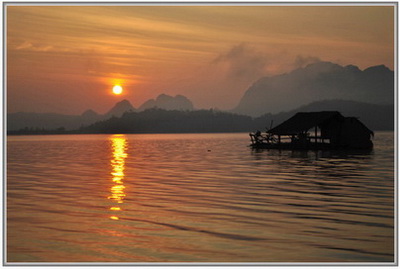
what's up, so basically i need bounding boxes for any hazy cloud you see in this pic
[212,43,268,81]
[15,41,33,50]
[293,55,322,69]
[15,41,55,52]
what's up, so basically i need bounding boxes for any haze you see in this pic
[7,5,394,114]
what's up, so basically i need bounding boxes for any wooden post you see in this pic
[315,126,318,144]
[278,135,281,144]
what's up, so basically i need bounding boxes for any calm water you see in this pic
[7,132,394,263]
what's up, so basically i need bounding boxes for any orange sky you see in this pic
[7,4,394,114]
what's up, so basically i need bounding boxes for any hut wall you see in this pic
[319,118,343,144]
[320,118,372,149]
[336,118,373,149]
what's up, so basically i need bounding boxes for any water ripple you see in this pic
[7,132,394,263]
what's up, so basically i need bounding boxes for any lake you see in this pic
[6,132,394,264]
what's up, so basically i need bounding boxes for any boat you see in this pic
[250,111,374,150]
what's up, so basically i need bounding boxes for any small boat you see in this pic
[250,111,373,150]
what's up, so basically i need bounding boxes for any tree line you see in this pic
[8,108,266,135]
[8,103,393,135]
[80,108,258,133]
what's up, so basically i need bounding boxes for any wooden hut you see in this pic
[250,111,373,150]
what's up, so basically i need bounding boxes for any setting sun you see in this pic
[112,85,123,95]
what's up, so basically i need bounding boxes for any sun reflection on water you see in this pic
[108,135,128,220]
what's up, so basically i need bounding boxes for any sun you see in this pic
[112,85,123,95]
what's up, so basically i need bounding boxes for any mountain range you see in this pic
[8,99,394,133]
[76,100,392,134]
[233,61,394,116]
[138,94,194,111]
[7,94,194,131]
[7,62,395,132]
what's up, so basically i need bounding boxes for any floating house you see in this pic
[250,111,374,150]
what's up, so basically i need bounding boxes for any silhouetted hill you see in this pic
[106,99,136,117]
[81,109,99,118]
[139,94,194,111]
[79,100,392,134]
[233,62,394,116]
[7,94,193,132]
[8,99,393,135]
[7,89,394,134]
[253,100,394,131]
[81,108,253,134]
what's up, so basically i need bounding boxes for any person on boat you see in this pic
[254,130,262,143]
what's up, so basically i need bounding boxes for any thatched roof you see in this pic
[344,117,374,136]
[268,111,343,135]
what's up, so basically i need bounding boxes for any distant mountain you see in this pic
[253,99,394,131]
[7,112,97,131]
[8,99,393,134]
[7,100,136,131]
[139,94,194,111]
[233,62,394,116]
[7,94,193,131]
[106,99,136,117]
[81,109,99,119]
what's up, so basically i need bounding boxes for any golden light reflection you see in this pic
[108,135,128,220]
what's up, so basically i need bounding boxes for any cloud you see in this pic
[212,43,268,81]
[15,41,33,50]
[293,55,321,69]
[15,41,54,52]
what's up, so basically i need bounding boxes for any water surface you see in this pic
[7,132,394,263]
